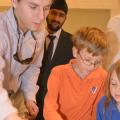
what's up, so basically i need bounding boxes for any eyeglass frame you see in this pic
[13,31,37,64]
[79,51,102,68]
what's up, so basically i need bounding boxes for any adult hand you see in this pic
[25,100,39,120]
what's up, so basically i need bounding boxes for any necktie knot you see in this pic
[47,35,56,41]
[44,35,56,63]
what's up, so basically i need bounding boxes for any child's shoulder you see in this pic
[100,96,106,102]
[97,67,107,74]
[94,67,107,78]
[52,64,68,71]
[91,67,107,79]
[98,96,106,107]
[51,63,70,75]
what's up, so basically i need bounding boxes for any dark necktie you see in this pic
[46,35,56,62]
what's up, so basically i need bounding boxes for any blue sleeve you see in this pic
[97,96,106,120]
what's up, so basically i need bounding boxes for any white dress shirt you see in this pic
[45,29,61,59]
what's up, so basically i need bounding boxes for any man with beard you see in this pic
[36,0,73,119]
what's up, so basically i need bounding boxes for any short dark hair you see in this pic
[50,0,68,14]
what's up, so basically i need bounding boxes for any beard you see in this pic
[46,17,64,32]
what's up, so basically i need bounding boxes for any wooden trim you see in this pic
[0,0,11,7]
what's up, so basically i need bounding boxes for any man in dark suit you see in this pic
[36,0,73,119]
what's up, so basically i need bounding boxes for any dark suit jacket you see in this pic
[36,30,73,120]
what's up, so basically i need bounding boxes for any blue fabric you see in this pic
[97,96,120,120]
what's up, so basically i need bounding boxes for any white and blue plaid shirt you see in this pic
[0,8,46,102]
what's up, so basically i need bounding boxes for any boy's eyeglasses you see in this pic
[79,52,102,67]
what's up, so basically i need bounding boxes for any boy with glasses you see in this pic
[44,27,108,120]
[0,0,53,119]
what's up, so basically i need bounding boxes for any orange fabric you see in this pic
[44,59,107,120]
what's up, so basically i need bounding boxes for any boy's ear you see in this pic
[72,47,78,58]
[11,0,18,8]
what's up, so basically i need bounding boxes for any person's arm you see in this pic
[20,29,45,102]
[0,33,19,119]
[20,29,45,118]
[20,64,40,101]
[0,17,22,120]
[97,103,103,120]
[20,54,43,118]
[44,68,64,120]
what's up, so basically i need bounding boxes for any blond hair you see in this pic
[104,60,120,108]
[72,27,108,56]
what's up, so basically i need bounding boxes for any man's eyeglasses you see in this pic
[13,32,37,64]
[79,51,102,67]
[13,8,37,64]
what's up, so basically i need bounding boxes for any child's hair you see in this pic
[72,27,108,56]
[104,60,120,108]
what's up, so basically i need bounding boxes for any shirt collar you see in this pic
[6,8,18,36]
[6,8,30,37]
[45,28,62,39]
[108,98,119,112]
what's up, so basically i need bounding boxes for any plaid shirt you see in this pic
[0,8,45,101]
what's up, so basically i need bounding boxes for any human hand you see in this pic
[25,100,39,120]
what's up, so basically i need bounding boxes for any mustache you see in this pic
[51,20,60,24]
